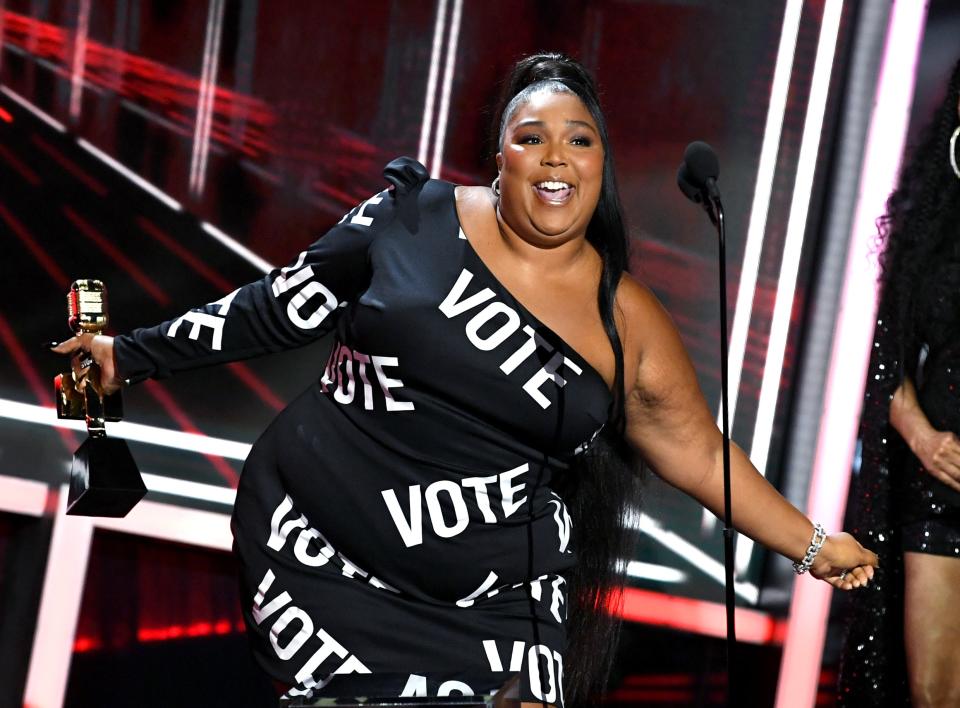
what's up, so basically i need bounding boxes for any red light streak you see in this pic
[30,134,108,196]
[622,674,698,687]
[61,205,171,307]
[0,203,69,288]
[135,216,235,293]
[0,310,79,453]
[2,11,275,161]
[227,362,285,413]
[0,206,79,452]
[614,587,786,645]
[137,618,238,642]
[0,106,13,122]
[72,637,101,653]
[2,11,387,211]
[74,619,244,653]
[605,688,695,703]
[0,142,41,186]
[142,380,240,487]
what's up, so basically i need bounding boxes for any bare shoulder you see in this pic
[614,272,678,346]
[454,185,497,213]
[614,272,695,405]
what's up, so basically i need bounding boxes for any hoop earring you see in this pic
[491,175,501,197]
[951,126,960,180]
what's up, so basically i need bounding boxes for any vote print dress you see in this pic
[114,158,612,706]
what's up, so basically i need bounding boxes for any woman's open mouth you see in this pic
[533,180,575,205]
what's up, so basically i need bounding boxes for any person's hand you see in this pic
[810,532,879,591]
[51,334,122,396]
[912,429,960,494]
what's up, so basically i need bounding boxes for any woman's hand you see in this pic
[912,429,960,494]
[890,378,960,493]
[810,532,879,591]
[51,334,122,396]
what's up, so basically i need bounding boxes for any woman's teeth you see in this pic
[534,181,574,203]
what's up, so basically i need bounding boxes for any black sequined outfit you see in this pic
[838,280,960,706]
[899,339,960,549]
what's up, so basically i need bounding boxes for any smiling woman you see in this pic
[53,53,877,708]
[498,90,604,240]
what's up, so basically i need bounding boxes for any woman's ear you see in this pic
[496,152,503,172]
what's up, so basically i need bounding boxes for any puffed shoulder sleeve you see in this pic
[114,157,430,383]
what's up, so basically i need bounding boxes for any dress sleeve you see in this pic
[114,157,429,384]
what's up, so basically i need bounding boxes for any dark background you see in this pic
[1,1,956,706]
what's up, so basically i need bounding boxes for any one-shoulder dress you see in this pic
[113,158,611,706]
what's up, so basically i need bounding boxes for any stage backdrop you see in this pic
[0,1,860,706]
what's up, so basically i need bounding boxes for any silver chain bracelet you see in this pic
[792,522,827,575]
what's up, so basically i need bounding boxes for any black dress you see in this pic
[838,264,960,706]
[897,266,960,549]
[114,158,610,706]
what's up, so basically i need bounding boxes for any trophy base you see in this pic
[67,436,147,517]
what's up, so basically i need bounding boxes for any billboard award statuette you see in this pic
[55,279,146,517]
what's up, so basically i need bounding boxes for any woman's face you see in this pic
[496,90,605,245]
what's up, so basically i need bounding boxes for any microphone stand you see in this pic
[700,191,737,705]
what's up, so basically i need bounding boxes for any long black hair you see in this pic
[493,52,642,707]
[878,58,960,365]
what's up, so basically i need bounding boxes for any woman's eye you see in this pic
[518,134,542,145]
[571,136,593,147]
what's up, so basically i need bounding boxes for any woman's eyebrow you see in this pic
[513,119,598,134]
[567,119,598,134]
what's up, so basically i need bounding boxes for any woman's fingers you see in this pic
[848,566,871,587]
[50,334,90,355]
[929,461,960,493]
[827,565,873,591]
[809,530,879,593]
[942,434,960,459]
[49,334,122,396]
[936,434,960,470]
[812,533,879,590]
[916,431,960,491]
[939,457,960,481]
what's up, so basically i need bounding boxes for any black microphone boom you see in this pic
[677,139,737,706]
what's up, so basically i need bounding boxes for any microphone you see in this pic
[66,279,107,372]
[678,140,721,203]
[67,278,109,335]
[676,139,736,703]
[676,163,703,204]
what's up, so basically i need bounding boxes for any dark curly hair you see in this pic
[493,53,642,707]
[878,58,960,365]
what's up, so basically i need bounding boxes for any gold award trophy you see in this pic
[55,279,146,516]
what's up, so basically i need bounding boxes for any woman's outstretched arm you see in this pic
[619,279,878,589]
[51,184,407,391]
[52,159,431,391]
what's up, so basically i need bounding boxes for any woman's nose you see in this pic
[541,141,568,167]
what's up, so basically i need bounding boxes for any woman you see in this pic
[839,58,960,708]
[57,53,876,707]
